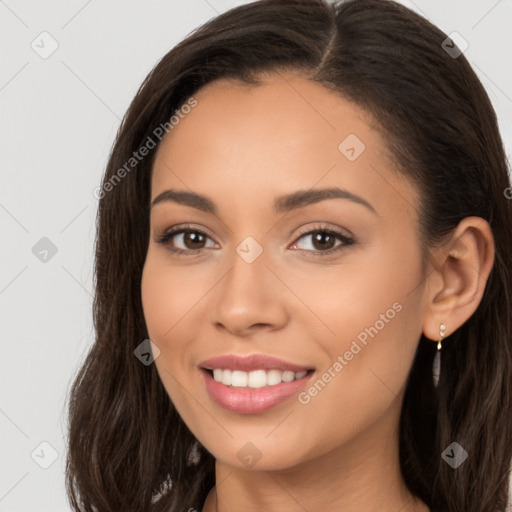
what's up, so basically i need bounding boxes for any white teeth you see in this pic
[248,369,266,388]
[210,368,309,387]
[282,371,295,382]
[231,370,248,387]
[267,369,283,386]
[221,369,232,386]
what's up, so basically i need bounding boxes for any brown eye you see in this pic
[157,225,217,256]
[180,230,207,250]
[310,231,337,250]
[290,226,355,257]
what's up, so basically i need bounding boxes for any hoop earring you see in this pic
[432,323,445,388]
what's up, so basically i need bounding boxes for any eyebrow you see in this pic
[151,187,377,215]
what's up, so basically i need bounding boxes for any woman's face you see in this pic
[141,71,430,470]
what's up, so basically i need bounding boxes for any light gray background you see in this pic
[1,0,511,510]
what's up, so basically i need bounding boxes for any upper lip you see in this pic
[199,354,314,373]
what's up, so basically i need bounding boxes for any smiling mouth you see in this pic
[203,368,315,388]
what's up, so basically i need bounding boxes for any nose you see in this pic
[210,244,289,337]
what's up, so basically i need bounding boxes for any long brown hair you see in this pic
[65,0,512,510]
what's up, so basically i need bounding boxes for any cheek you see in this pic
[141,254,199,410]
[293,275,424,455]
[140,250,221,397]
[288,233,422,347]
[141,250,209,344]
[141,256,189,384]
[301,236,424,396]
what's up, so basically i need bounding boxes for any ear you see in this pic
[422,216,495,342]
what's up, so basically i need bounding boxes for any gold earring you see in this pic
[432,323,445,388]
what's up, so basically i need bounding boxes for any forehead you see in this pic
[150,72,419,222]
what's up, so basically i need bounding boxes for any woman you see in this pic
[65,0,512,511]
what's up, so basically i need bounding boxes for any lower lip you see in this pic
[200,368,314,414]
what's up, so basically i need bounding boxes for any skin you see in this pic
[140,71,495,512]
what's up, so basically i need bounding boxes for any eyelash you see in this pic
[156,223,355,257]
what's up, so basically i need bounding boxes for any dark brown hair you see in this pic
[65,0,512,510]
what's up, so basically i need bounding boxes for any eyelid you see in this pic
[292,222,354,241]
